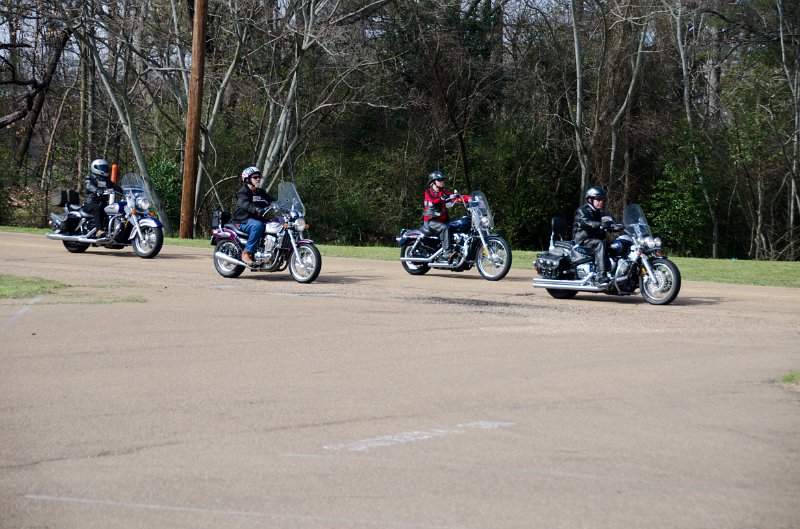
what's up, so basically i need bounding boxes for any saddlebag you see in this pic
[212,210,232,228]
[534,253,568,279]
[51,189,81,207]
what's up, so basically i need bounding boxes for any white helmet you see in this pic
[241,166,262,182]
[90,159,110,178]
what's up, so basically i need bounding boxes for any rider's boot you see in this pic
[242,251,254,265]
[595,271,611,286]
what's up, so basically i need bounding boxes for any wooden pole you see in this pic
[179,0,207,238]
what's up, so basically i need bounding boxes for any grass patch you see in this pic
[670,257,800,289]
[0,274,68,299]
[780,372,800,385]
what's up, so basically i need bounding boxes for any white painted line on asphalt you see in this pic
[0,295,42,336]
[322,421,515,452]
[23,494,470,529]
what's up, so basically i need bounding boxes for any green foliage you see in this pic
[148,153,182,229]
[647,163,709,257]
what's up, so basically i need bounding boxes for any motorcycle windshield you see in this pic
[275,182,305,217]
[468,190,494,229]
[119,173,151,206]
[622,204,652,239]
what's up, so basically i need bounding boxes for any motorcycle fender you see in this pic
[396,229,424,245]
[126,216,163,240]
[138,217,163,228]
[296,238,314,244]
[211,228,238,244]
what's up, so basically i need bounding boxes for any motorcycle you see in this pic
[532,204,681,305]
[45,173,164,258]
[210,181,321,283]
[396,190,512,281]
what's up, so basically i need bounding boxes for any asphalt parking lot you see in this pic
[1,231,799,529]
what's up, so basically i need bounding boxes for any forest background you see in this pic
[1,0,798,260]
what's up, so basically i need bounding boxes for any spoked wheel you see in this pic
[400,241,430,275]
[63,240,89,253]
[476,237,512,281]
[289,242,322,283]
[133,226,164,258]
[546,289,578,299]
[214,239,245,278]
[640,258,681,305]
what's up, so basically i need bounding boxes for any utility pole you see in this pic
[179,0,207,238]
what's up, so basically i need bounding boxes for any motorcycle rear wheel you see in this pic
[133,226,164,258]
[289,242,321,283]
[546,288,578,299]
[476,237,512,281]
[640,258,681,305]
[400,241,430,275]
[214,239,245,278]
[63,240,89,253]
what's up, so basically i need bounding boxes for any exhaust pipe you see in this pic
[45,233,111,245]
[532,278,604,292]
[214,251,249,268]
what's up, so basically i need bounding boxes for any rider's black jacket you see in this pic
[573,203,612,243]
[233,184,275,224]
[83,173,119,205]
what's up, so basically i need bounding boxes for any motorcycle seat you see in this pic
[227,223,249,237]
[419,224,435,236]
[67,204,83,212]
[553,240,574,250]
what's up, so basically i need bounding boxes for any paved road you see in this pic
[1,231,799,529]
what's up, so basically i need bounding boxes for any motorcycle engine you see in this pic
[576,263,592,279]
[256,235,278,262]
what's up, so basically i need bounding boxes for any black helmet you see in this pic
[585,186,607,201]
[90,159,110,178]
[427,170,445,185]
[241,166,262,182]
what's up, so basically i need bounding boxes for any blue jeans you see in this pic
[240,218,265,254]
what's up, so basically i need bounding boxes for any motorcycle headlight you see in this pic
[294,218,306,232]
[645,236,655,248]
[653,237,662,248]
[136,197,150,210]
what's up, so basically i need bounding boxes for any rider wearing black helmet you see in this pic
[83,158,119,238]
[423,170,462,261]
[573,186,618,285]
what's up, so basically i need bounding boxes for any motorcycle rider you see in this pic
[83,158,119,238]
[233,166,275,265]
[423,170,464,261]
[573,186,619,286]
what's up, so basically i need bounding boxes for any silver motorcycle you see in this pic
[45,173,164,258]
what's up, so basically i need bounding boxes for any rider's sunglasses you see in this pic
[251,175,262,180]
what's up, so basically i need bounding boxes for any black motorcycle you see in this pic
[396,190,512,281]
[533,204,681,305]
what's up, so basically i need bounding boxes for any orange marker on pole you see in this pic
[111,163,118,184]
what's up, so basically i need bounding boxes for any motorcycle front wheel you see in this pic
[289,242,322,283]
[400,240,430,275]
[640,258,681,305]
[476,237,512,281]
[133,226,164,258]
[214,239,245,278]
